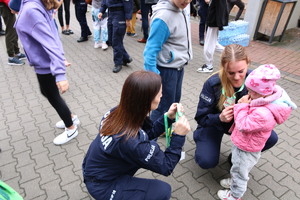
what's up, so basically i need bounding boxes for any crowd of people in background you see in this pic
[1,0,298,199]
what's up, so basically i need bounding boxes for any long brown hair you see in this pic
[41,0,61,10]
[100,71,162,139]
[217,44,250,110]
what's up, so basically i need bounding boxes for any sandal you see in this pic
[67,29,74,34]
[62,30,70,35]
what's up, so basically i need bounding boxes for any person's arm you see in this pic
[194,79,224,130]
[143,18,170,74]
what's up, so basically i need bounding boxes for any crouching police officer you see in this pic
[98,0,133,73]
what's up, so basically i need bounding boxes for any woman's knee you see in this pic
[147,180,171,200]
[194,153,218,169]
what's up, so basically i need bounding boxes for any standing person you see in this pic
[193,44,279,169]
[83,71,191,200]
[74,0,92,42]
[226,0,244,21]
[0,0,26,65]
[197,0,208,46]
[98,0,133,73]
[144,0,192,123]
[217,64,296,200]
[58,0,74,35]
[91,0,108,49]
[15,0,80,145]
[197,0,228,73]
[126,0,139,37]
[137,0,156,43]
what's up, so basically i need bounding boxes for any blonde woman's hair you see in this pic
[217,44,250,111]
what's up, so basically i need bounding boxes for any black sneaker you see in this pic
[123,57,133,66]
[113,65,122,73]
[16,53,27,60]
[8,57,25,66]
[197,64,213,73]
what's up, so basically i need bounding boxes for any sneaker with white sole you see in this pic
[197,64,213,73]
[220,178,232,189]
[56,115,80,129]
[8,57,25,66]
[102,42,108,50]
[217,190,241,200]
[94,42,102,49]
[53,126,78,145]
[16,53,27,60]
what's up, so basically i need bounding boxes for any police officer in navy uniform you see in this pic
[74,0,92,42]
[98,0,133,73]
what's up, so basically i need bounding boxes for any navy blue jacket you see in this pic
[100,0,132,20]
[194,71,250,133]
[83,110,186,181]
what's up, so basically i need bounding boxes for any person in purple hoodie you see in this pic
[15,0,80,145]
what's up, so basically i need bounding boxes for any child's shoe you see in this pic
[102,42,108,50]
[220,178,232,189]
[55,115,80,129]
[94,42,102,49]
[217,190,241,200]
[53,126,78,145]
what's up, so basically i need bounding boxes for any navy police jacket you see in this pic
[82,109,186,181]
[194,71,250,134]
[100,0,133,20]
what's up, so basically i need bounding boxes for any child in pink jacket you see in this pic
[217,64,297,200]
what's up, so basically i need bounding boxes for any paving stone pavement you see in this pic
[0,7,299,200]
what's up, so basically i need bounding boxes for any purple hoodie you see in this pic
[15,0,66,82]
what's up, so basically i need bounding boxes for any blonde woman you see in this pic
[193,44,278,169]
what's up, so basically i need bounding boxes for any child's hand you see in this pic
[64,60,71,67]
[238,95,251,104]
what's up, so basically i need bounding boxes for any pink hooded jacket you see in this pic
[231,85,295,152]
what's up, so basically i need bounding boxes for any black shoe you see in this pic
[200,39,204,46]
[227,153,232,166]
[113,65,122,73]
[67,29,74,34]
[62,30,70,35]
[77,37,88,42]
[123,57,133,66]
[0,30,5,36]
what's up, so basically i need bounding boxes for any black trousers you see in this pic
[75,0,91,38]
[0,3,20,57]
[227,0,245,21]
[36,74,73,128]
[58,0,71,27]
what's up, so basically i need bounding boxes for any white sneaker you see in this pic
[215,43,225,52]
[94,42,102,49]
[102,42,108,50]
[217,190,240,200]
[220,178,232,189]
[53,126,78,145]
[55,115,80,129]
[197,64,213,73]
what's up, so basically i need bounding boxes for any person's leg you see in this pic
[150,67,178,122]
[100,17,108,42]
[36,74,73,128]
[92,7,101,44]
[198,0,208,44]
[262,130,278,152]
[139,0,150,40]
[234,0,245,21]
[175,68,184,103]
[107,13,113,46]
[227,1,234,16]
[1,5,19,57]
[193,126,224,169]
[64,0,71,28]
[131,12,137,34]
[203,27,218,68]
[230,146,260,198]
[58,5,64,29]
[79,2,89,38]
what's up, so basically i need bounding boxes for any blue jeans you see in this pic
[75,0,91,38]
[92,7,108,43]
[150,66,184,122]
[198,0,208,41]
[140,0,154,40]
[193,126,278,169]
[85,175,171,200]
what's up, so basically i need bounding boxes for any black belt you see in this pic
[109,7,124,12]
